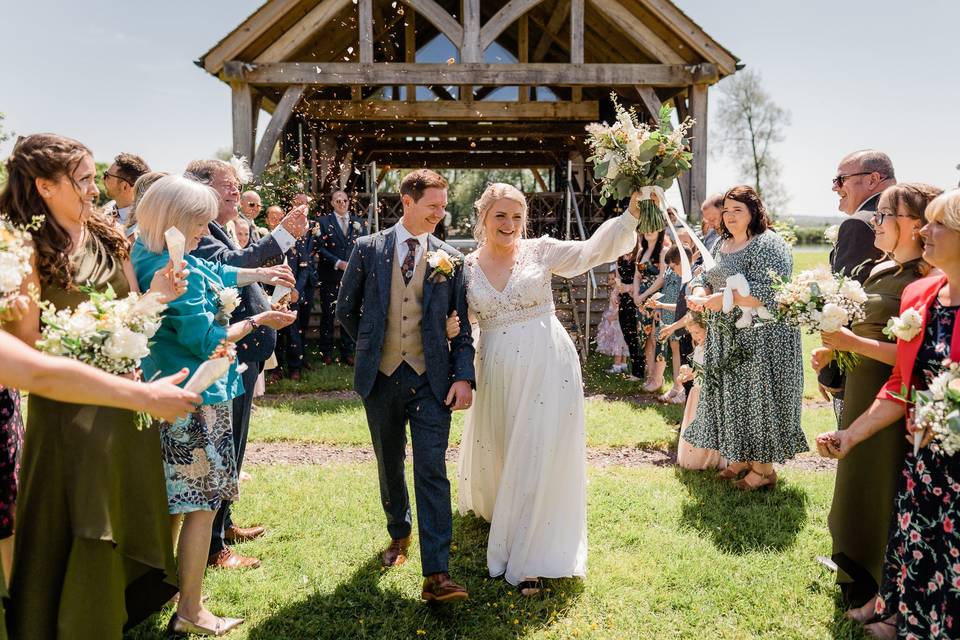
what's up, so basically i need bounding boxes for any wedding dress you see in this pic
[457,212,638,585]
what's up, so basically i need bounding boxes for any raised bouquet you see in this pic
[908,360,960,456]
[35,284,166,375]
[769,266,868,372]
[0,216,39,314]
[586,96,695,234]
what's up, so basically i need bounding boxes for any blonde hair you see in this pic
[136,175,219,253]
[925,189,960,233]
[473,183,528,244]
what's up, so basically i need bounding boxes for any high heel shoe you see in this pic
[167,613,244,636]
[734,468,777,491]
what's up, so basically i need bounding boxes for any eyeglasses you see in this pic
[102,172,130,185]
[871,210,912,226]
[333,199,348,204]
[832,171,888,188]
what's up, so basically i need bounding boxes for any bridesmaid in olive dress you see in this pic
[1,134,183,638]
[811,183,942,612]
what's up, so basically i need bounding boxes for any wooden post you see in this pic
[405,10,416,100]
[461,0,481,62]
[518,13,529,102]
[318,135,336,190]
[309,128,319,195]
[231,81,255,161]
[253,84,305,176]
[688,84,708,221]
[359,0,374,63]
[570,0,584,102]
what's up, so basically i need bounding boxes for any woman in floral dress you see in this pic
[818,189,960,639]
[684,185,806,490]
[632,229,666,391]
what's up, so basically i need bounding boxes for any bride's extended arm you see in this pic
[541,211,640,278]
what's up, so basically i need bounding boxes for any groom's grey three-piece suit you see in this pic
[336,225,474,575]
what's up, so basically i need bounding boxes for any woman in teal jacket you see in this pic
[131,175,295,637]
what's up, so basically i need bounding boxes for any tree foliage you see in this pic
[715,69,792,214]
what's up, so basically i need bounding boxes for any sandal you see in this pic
[863,616,896,640]
[717,463,750,480]
[518,579,541,597]
[734,468,777,492]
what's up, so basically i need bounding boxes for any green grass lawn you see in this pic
[128,461,865,640]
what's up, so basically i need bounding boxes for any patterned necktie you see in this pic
[402,238,419,285]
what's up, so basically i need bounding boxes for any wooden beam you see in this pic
[202,0,302,73]
[231,80,255,161]
[633,0,738,75]
[364,151,559,168]
[359,0,374,64]
[253,84,306,176]
[531,167,549,191]
[533,0,570,62]
[318,134,337,189]
[225,62,718,87]
[305,100,599,121]
[461,0,482,62]
[327,121,585,137]
[688,84,708,216]
[404,10,416,99]
[634,85,662,121]
[587,0,685,64]
[518,13,529,102]
[358,139,571,153]
[256,0,353,64]
[670,93,692,215]
[480,0,545,51]
[570,0,584,64]
[402,0,463,49]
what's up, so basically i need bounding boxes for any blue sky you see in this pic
[2,0,958,216]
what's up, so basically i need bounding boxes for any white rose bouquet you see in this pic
[769,266,868,372]
[35,285,167,375]
[214,286,241,326]
[585,97,695,234]
[0,216,40,315]
[824,224,840,246]
[906,360,960,456]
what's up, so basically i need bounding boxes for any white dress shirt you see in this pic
[393,221,427,267]
[270,225,295,253]
[335,212,350,236]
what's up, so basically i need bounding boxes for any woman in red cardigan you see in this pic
[817,189,960,639]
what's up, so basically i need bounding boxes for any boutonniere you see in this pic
[426,249,461,283]
[352,220,363,233]
[883,307,923,342]
[215,286,240,326]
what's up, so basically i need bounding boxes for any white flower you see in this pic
[0,253,23,291]
[427,249,451,269]
[132,291,167,317]
[824,224,840,245]
[819,303,849,332]
[66,313,98,336]
[103,327,150,361]
[839,279,869,304]
[929,370,950,401]
[230,156,253,185]
[218,287,240,317]
[884,307,923,342]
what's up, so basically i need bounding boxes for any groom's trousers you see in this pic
[363,362,452,576]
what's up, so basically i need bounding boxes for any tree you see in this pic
[714,69,791,214]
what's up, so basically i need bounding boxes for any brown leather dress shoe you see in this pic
[421,572,468,602]
[382,535,411,567]
[225,524,266,544]
[207,548,261,569]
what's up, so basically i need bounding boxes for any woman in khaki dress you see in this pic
[811,183,942,614]
[1,134,183,638]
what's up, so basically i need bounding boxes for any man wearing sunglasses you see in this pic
[103,152,150,225]
[820,150,897,419]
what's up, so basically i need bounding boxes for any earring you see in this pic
[911,227,920,241]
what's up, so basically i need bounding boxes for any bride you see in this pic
[456,183,643,595]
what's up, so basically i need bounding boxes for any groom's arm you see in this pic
[448,260,475,387]
[336,240,366,341]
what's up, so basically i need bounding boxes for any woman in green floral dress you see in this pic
[632,229,666,391]
[684,185,806,490]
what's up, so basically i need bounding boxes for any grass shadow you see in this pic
[257,396,363,416]
[245,512,582,640]
[675,467,809,554]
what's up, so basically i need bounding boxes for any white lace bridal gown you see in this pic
[457,211,639,586]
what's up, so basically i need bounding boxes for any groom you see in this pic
[337,169,475,601]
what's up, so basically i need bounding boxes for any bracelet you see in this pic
[246,317,259,332]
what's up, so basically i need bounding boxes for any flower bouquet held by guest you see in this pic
[132,175,297,636]
[0,134,187,640]
[818,189,960,640]
[685,185,806,491]
[456,183,644,595]
[810,183,941,611]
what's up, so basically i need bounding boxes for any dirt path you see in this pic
[245,441,837,472]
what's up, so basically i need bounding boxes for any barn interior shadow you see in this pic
[246,512,583,640]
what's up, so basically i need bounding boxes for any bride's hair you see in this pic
[473,182,528,245]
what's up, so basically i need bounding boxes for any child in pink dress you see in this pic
[596,271,631,373]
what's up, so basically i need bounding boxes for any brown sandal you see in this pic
[717,463,750,480]
[734,468,777,491]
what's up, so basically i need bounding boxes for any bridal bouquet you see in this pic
[769,266,868,372]
[909,360,960,456]
[0,216,39,314]
[585,97,695,233]
[35,284,167,375]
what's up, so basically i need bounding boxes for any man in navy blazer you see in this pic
[185,159,307,570]
[337,170,474,601]
[316,190,367,365]
[281,193,323,380]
